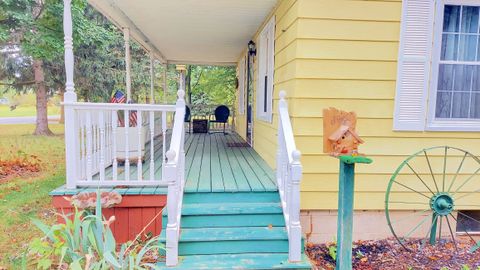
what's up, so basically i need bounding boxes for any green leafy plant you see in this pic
[25,191,163,269]
[328,243,337,261]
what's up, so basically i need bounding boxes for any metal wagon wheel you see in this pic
[385,146,480,252]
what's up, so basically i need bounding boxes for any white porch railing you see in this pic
[276,91,303,262]
[63,102,176,188]
[164,90,186,266]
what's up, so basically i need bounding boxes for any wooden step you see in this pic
[155,253,312,270]
[183,192,280,204]
[160,227,289,255]
[163,202,285,228]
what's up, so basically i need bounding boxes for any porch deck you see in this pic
[51,132,276,195]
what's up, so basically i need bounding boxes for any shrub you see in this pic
[24,191,163,269]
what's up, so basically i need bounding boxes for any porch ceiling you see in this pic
[88,0,278,65]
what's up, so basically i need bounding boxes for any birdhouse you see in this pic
[323,107,364,156]
[328,125,364,156]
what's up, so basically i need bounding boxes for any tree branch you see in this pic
[0,80,36,86]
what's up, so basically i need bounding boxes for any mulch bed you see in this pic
[306,238,480,270]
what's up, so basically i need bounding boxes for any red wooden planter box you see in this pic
[52,195,166,243]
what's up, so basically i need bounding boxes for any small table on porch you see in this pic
[192,119,209,133]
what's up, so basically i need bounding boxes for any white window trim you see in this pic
[256,16,275,123]
[426,0,480,131]
[238,54,246,115]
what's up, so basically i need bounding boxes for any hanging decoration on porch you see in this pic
[323,107,372,270]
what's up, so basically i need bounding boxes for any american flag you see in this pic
[110,90,126,103]
[110,90,137,127]
[127,100,138,127]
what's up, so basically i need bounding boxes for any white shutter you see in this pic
[256,16,275,122]
[393,0,435,131]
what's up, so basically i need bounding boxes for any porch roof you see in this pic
[87,0,278,65]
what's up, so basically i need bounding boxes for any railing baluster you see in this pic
[124,109,130,181]
[86,110,93,181]
[137,111,143,180]
[74,110,80,180]
[94,112,99,173]
[99,111,106,182]
[162,111,167,179]
[112,111,118,181]
[150,111,155,181]
[79,112,85,180]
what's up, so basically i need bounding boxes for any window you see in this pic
[428,3,480,130]
[393,0,480,131]
[238,55,246,115]
[256,16,275,122]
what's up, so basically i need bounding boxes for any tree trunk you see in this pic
[59,87,65,124]
[33,59,54,136]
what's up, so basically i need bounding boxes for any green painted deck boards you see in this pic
[51,132,276,195]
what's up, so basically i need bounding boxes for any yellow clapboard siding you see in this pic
[301,154,480,175]
[275,20,298,53]
[298,0,401,22]
[295,59,398,80]
[302,173,480,193]
[295,136,480,156]
[291,98,394,118]
[291,117,480,138]
[296,39,399,61]
[275,0,299,40]
[274,0,297,26]
[297,18,400,41]
[275,41,297,69]
[301,192,480,210]
[290,79,396,99]
[274,61,297,84]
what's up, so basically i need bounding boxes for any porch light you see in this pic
[248,40,256,56]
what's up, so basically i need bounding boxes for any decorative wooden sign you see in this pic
[323,107,363,156]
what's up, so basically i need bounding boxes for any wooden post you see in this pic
[336,161,355,270]
[124,27,132,102]
[335,155,372,270]
[63,0,78,189]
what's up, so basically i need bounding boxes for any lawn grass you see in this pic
[0,105,61,118]
[0,124,65,267]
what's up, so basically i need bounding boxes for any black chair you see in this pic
[184,105,192,133]
[209,105,230,134]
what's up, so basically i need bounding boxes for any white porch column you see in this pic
[163,64,168,103]
[149,53,155,104]
[63,0,78,189]
[176,65,186,95]
[123,27,132,102]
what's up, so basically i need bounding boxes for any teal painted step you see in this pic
[183,192,280,204]
[155,253,312,270]
[175,213,285,228]
[160,227,290,255]
[162,202,285,228]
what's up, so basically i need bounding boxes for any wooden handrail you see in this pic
[277,90,303,262]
